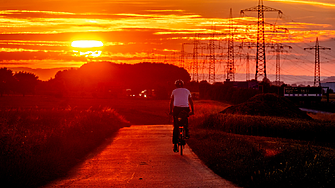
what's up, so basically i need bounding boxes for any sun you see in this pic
[71,40,104,48]
[71,40,104,58]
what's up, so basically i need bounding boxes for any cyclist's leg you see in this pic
[185,108,190,138]
[172,115,179,144]
[172,107,181,145]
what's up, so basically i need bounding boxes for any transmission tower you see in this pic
[208,31,217,83]
[197,31,226,83]
[241,0,282,81]
[270,43,291,85]
[227,8,235,81]
[304,37,331,87]
[192,35,208,82]
[180,43,186,68]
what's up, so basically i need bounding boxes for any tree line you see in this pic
[0,62,191,98]
[0,68,39,97]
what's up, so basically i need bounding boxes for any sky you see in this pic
[0,0,334,84]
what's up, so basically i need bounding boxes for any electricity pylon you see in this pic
[227,8,235,81]
[270,43,292,85]
[197,32,226,83]
[241,0,282,81]
[304,37,331,87]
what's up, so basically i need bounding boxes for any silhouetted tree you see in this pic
[0,68,15,96]
[50,62,191,98]
[14,71,39,97]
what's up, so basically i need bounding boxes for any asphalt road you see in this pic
[44,125,239,188]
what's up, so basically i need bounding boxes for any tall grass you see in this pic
[188,129,335,188]
[189,100,230,127]
[187,102,335,187]
[193,113,335,144]
[0,107,130,187]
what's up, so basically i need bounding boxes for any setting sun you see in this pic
[71,40,104,58]
[71,40,104,48]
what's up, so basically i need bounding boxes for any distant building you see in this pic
[321,82,335,92]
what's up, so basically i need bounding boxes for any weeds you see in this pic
[0,107,130,187]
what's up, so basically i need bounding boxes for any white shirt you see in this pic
[171,88,191,107]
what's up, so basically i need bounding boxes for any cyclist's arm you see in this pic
[189,95,194,115]
[169,95,174,115]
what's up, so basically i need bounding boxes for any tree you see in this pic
[14,71,39,96]
[50,62,191,98]
[0,68,15,96]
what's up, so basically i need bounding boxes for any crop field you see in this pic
[188,96,335,188]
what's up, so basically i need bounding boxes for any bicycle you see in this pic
[176,110,189,155]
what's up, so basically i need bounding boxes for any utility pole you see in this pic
[304,37,331,87]
[241,0,282,81]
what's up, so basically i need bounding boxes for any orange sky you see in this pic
[0,0,334,83]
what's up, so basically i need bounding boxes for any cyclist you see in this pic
[169,79,194,152]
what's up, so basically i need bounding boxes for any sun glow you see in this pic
[71,40,104,48]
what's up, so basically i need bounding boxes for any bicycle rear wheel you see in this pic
[180,143,183,155]
[179,127,184,155]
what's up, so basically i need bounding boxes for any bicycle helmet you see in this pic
[175,79,184,88]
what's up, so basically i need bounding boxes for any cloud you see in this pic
[268,0,335,8]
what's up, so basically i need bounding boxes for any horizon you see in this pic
[5,64,335,86]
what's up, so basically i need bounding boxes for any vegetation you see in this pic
[0,107,130,187]
[188,129,335,188]
[221,93,312,119]
[1,62,191,99]
[0,68,39,97]
[40,62,190,99]
[188,94,335,188]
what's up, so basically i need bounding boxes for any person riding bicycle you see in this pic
[169,79,194,152]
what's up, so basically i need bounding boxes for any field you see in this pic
[1,95,335,187]
[0,95,172,125]
[187,98,335,188]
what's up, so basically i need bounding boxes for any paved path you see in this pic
[44,125,239,188]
